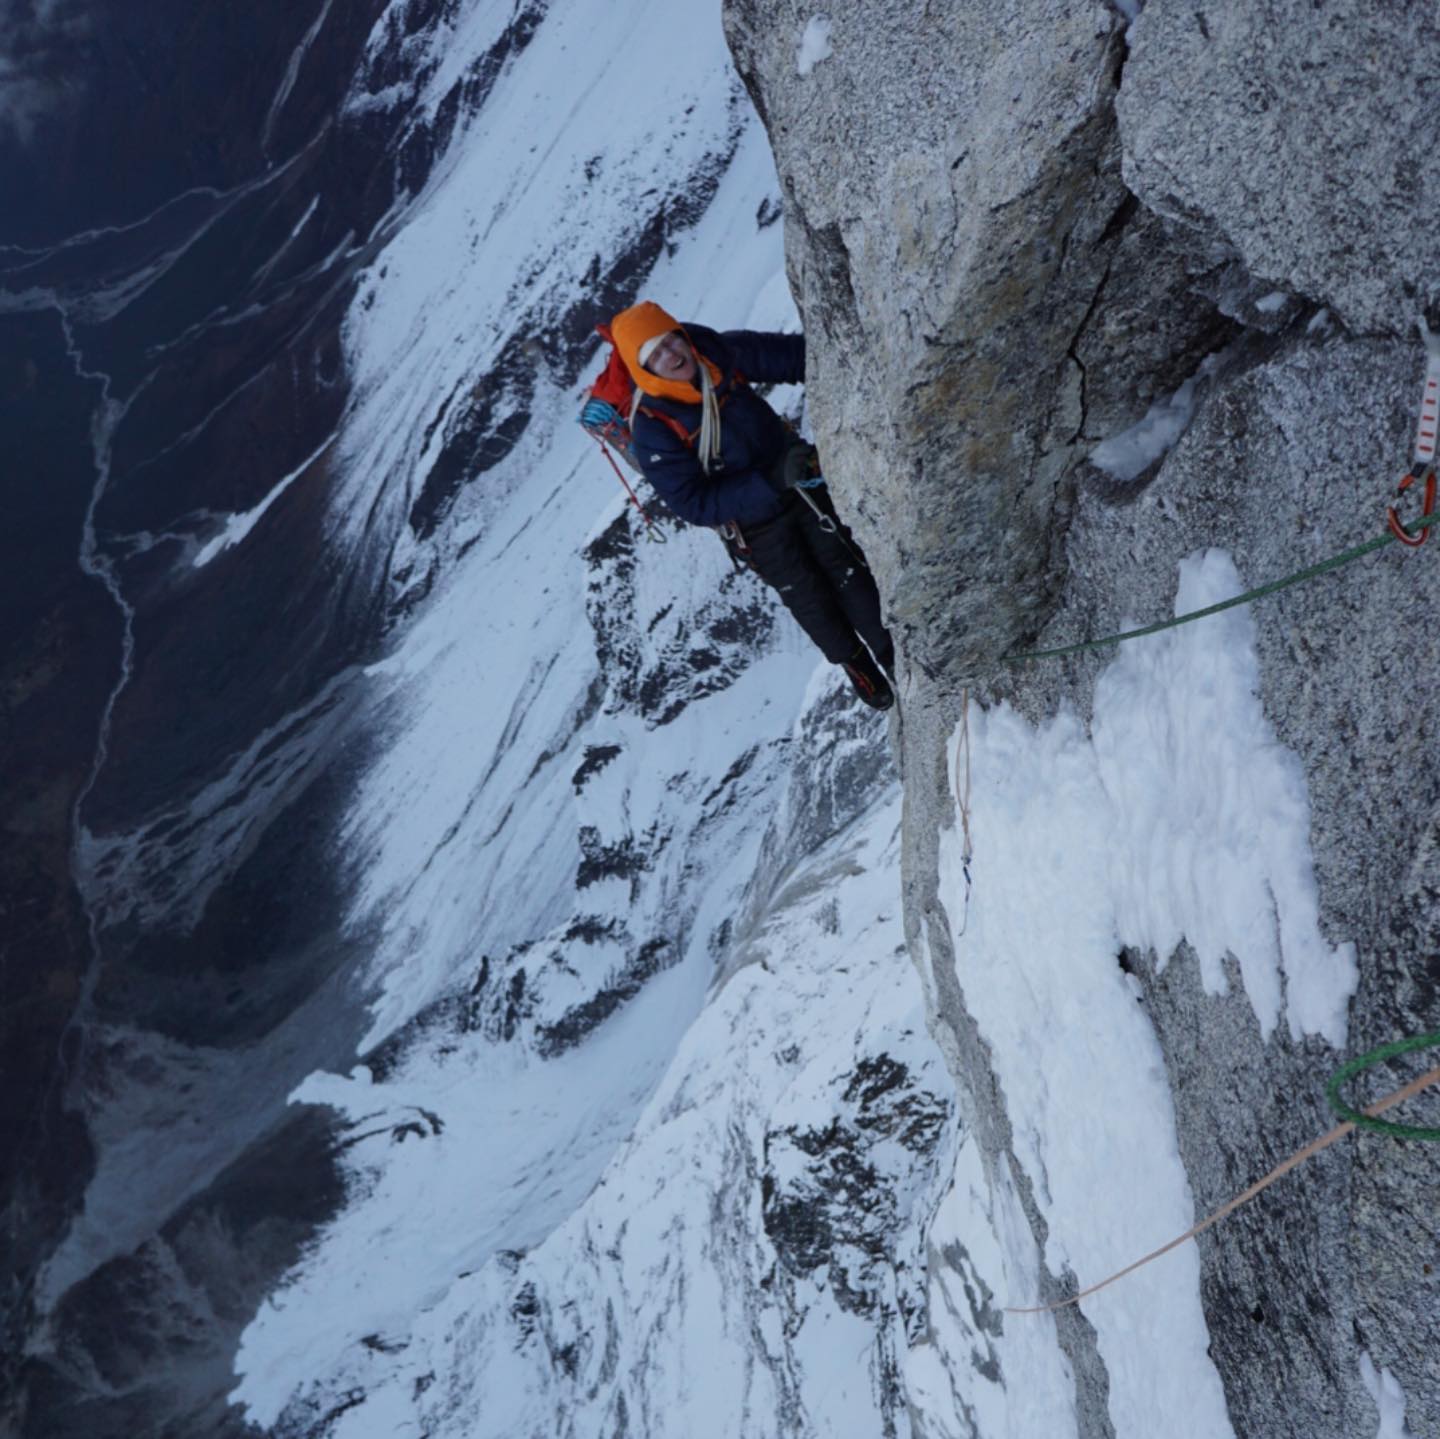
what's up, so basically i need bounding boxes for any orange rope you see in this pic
[1006,1062,1440,1315]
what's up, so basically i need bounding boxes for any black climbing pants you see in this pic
[739,489,892,668]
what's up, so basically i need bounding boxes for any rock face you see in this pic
[1118,1,1440,338]
[1029,334,1440,1438]
[726,1,1440,1434]
[725,0,1228,683]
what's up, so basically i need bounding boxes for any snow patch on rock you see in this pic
[1361,1351,1419,1439]
[1089,356,1218,482]
[796,16,833,76]
[934,548,1359,1431]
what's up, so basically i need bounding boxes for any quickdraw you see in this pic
[795,482,839,534]
[1386,319,1440,547]
[718,519,749,555]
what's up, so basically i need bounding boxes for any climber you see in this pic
[609,299,895,709]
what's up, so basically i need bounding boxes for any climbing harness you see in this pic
[1386,318,1440,547]
[1006,1031,1440,1315]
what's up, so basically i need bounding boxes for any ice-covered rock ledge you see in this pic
[727,1,1440,1434]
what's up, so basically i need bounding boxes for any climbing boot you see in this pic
[841,646,894,710]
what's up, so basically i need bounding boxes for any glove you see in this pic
[774,441,818,489]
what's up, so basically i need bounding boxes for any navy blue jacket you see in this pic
[630,324,805,528]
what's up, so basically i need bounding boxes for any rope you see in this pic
[1006,1032,1440,1316]
[1326,1030,1440,1140]
[590,434,668,544]
[795,483,840,534]
[953,688,974,936]
[1004,510,1438,666]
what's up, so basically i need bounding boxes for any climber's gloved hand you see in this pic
[773,441,818,490]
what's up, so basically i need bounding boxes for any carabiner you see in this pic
[795,485,838,534]
[1387,465,1437,547]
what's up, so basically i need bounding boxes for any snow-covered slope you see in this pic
[10,2,1436,1437]
[219,2,945,1433]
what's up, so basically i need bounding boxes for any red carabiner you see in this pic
[1387,466,1437,547]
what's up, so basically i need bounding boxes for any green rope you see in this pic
[1325,1032,1440,1141]
[1005,510,1438,665]
[1006,510,1440,1144]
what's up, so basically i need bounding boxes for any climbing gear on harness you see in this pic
[718,519,749,555]
[584,412,669,544]
[1006,1030,1440,1315]
[1386,318,1440,547]
[717,519,751,573]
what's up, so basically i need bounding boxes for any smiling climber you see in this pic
[610,299,895,709]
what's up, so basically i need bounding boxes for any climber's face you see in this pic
[646,331,697,384]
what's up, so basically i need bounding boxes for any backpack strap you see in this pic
[636,403,699,450]
[635,370,742,452]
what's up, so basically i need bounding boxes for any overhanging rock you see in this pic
[1118,1,1440,338]
[725,0,1133,681]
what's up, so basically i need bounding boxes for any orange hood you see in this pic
[611,300,721,402]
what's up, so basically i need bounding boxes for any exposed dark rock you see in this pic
[583,508,777,728]
[762,1053,949,1328]
[572,743,622,792]
[576,825,660,892]
[536,938,673,1058]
